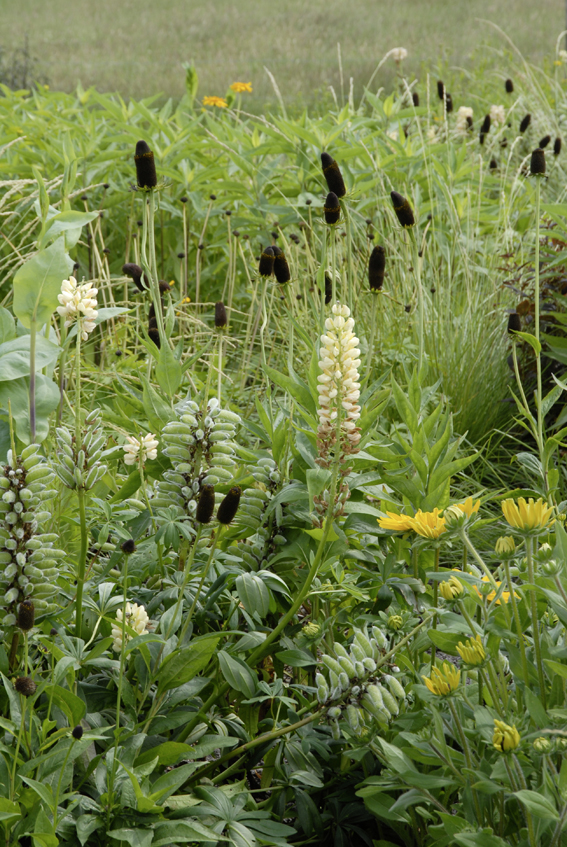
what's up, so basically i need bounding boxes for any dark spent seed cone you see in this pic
[324,191,341,226]
[148,327,161,348]
[134,140,157,189]
[15,677,36,698]
[554,137,562,156]
[215,301,227,329]
[17,601,35,632]
[507,312,521,334]
[530,148,546,176]
[489,158,498,170]
[324,272,332,304]
[158,280,171,294]
[437,80,445,100]
[122,263,147,292]
[196,484,216,524]
[505,78,514,93]
[320,152,346,198]
[368,245,386,291]
[466,115,473,130]
[412,91,419,107]
[444,93,453,113]
[480,115,491,135]
[272,245,291,283]
[258,246,275,277]
[390,191,415,228]
[217,486,242,525]
[121,539,136,555]
[519,113,531,133]
[72,725,84,740]
[539,135,551,149]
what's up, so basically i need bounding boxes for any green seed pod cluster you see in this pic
[232,456,288,571]
[153,397,240,518]
[55,410,108,491]
[0,447,63,625]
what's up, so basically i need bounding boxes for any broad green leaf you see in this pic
[142,377,173,430]
[235,572,270,618]
[0,335,60,380]
[514,789,559,819]
[13,237,73,328]
[41,209,99,249]
[217,650,258,698]
[43,685,86,727]
[0,374,60,445]
[264,365,317,418]
[306,467,332,512]
[275,649,317,667]
[0,308,15,344]
[156,343,182,396]
[135,742,194,767]
[511,330,541,355]
[157,634,219,694]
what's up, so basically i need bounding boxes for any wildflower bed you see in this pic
[1,45,567,847]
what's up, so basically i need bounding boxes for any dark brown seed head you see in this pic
[15,677,36,698]
[412,91,419,107]
[122,263,147,293]
[320,152,346,198]
[324,191,341,226]
[390,191,415,228]
[210,194,217,200]
[259,245,275,277]
[530,148,546,176]
[437,80,445,100]
[466,115,473,130]
[505,78,514,93]
[134,140,157,189]
[519,113,531,133]
[554,137,562,156]
[103,183,110,189]
[158,280,171,295]
[215,301,227,329]
[50,627,58,636]
[72,725,84,740]
[539,134,551,149]
[17,601,35,632]
[217,486,242,525]
[324,272,332,304]
[177,252,185,259]
[121,539,136,555]
[444,93,453,113]
[271,245,291,283]
[480,115,491,135]
[180,196,188,203]
[489,158,498,170]
[507,312,521,334]
[368,245,386,291]
[148,327,161,349]
[196,484,216,524]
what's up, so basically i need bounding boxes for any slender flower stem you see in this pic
[168,525,207,646]
[29,319,37,443]
[10,698,26,801]
[431,546,440,669]
[513,753,538,847]
[534,177,544,458]
[411,230,424,371]
[504,559,530,691]
[75,488,88,640]
[341,200,354,313]
[525,538,547,708]
[448,700,483,825]
[330,228,337,303]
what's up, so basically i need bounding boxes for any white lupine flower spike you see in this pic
[123,433,159,466]
[317,303,361,451]
[490,104,506,126]
[111,602,150,651]
[56,275,99,341]
[456,106,473,136]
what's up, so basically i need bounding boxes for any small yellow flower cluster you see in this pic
[230,82,253,93]
[203,96,228,108]
[422,662,460,696]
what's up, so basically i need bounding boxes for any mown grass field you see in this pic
[2,0,565,106]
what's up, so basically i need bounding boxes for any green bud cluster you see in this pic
[0,446,63,624]
[55,410,108,490]
[153,397,240,518]
[234,456,286,570]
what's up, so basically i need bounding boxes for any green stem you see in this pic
[341,200,354,313]
[52,738,75,835]
[504,559,530,691]
[29,320,37,443]
[431,546,439,669]
[330,227,337,303]
[534,177,544,461]
[513,753,537,847]
[411,230,424,371]
[10,698,26,801]
[448,700,483,826]
[75,487,88,640]
[526,538,547,708]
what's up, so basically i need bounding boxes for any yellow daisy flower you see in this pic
[456,634,485,666]
[502,497,554,534]
[422,662,460,696]
[203,96,228,108]
[377,511,415,532]
[408,508,446,539]
[230,82,253,93]
[474,575,517,605]
[493,719,520,752]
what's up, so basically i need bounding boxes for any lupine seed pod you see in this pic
[17,600,35,631]
[530,148,546,176]
[217,486,242,524]
[362,656,376,672]
[554,137,562,156]
[390,191,415,228]
[215,301,227,329]
[196,484,216,524]
[15,676,36,697]
[505,78,514,93]
[372,626,388,649]
[507,312,521,334]
[333,642,349,658]
[412,91,419,107]
[122,263,147,292]
[354,629,374,658]
[320,152,346,198]
[539,135,551,149]
[385,674,406,700]
[72,725,84,740]
[519,113,531,133]
[272,245,291,283]
[338,655,357,678]
[437,80,445,100]
[324,192,341,225]
[379,684,399,715]
[258,246,275,277]
[322,654,343,677]
[134,140,157,189]
[368,245,385,290]
[350,643,366,663]
[346,704,360,731]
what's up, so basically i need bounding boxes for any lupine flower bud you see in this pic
[320,152,346,198]
[519,113,531,133]
[412,92,419,107]
[15,676,36,697]
[121,539,137,555]
[196,484,215,524]
[507,313,521,334]
[272,246,291,283]
[493,719,520,752]
[258,246,275,277]
[134,140,157,189]
[122,263,147,292]
[217,486,242,524]
[17,600,35,631]
[215,301,227,329]
[437,80,445,100]
[324,192,341,225]
[72,725,84,740]
[530,148,546,175]
[368,245,385,291]
[505,78,514,93]
[539,135,551,149]
[554,137,562,156]
[390,191,415,228]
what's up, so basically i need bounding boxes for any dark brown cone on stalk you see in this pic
[507,312,521,334]
[15,677,36,698]
[368,245,386,291]
[272,245,291,283]
[134,140,157,189]
[554,137,562,156]
[390,191,415,228]
[122,263,148,292]
[466,115,473,130]
[324,272,332,304]
[320,152,346,198]
[215,301,227,329]
[519,113,531,133]
[412,91,419,107]
[530,148,546,176]
[437,80,445,100]
[121,538,136,554]
[196,484,216,524]
[489,158,498,170]
[258,246,275,277]
[480,115,491,135]
[17,601,35,632]
[539,135,551,149]
[72,725,84,740]
[505,78,514,93]
[324,192,341,226]
[444,93,453,113]
[217,486,242,525]
[148,302,161,348]
[158,280,172,294]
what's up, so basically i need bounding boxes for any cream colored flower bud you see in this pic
[495,535,516,557]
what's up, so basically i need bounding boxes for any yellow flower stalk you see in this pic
[422,662,461,696]
[439,575,464,600]
[493,719,520,752]
[502,497,554,534]
[202,96,228,108]
[456,634,485,666]
[230,81,253,93]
